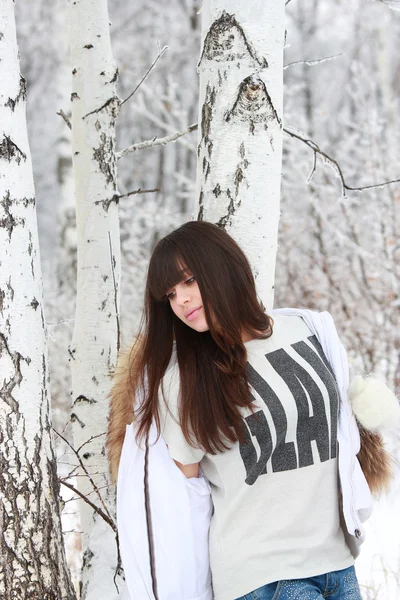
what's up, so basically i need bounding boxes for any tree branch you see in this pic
[94,188,161,210]
[283,126,400,195]
[57,109,72,130]
[117,187,161,199]
[53,428,115,528]
[116,120,400,196]
[116,123,198,159]
[284,54,343,70]
[120,45,169,107]
[60,480,117,532]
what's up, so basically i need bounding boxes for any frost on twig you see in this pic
[284,53,343,70]
[116,123,197,159]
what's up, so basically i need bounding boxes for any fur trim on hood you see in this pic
[106,345,136,484]
[349,375,400,431]
[106,344,398,494]
[349,374,399,496]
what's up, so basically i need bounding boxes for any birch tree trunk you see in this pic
[0,2,76,598]
[68,0,123,597]
[195,1,285,310]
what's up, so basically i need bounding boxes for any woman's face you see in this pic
[166,268,210,333]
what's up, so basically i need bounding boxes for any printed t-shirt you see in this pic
[158,314,354,600]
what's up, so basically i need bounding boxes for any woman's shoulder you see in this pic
[271,312,312,340]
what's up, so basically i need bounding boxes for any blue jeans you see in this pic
[235,566,362,599]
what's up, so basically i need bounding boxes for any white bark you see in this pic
[195,1,285,310]
[0,2,76,598]
[51,3,82,593]
[68,0,122,597]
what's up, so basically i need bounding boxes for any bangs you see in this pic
[148,240,190,302]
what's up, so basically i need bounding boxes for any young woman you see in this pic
[107,220,393,600]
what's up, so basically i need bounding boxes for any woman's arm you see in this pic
[173,459,200,478]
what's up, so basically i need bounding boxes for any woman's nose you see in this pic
[175,286,191,305]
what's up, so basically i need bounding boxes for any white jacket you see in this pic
[116,308,373,600]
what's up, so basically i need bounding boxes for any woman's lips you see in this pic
[186,307,202,321]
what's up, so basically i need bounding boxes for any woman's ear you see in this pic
[349,375,400,432]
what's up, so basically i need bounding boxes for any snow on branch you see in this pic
[284,54,343,70]
[93,188,161,211]
[284,126,400,195]
[120,45,169,107]
[116,123,198,159]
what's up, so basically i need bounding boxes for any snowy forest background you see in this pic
[12,0,400,597]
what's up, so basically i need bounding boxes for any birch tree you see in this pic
[0,1,76,598]
[68,0,123,597]
[196,0,285,310]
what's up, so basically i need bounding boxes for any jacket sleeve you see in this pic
[158,363,206,465]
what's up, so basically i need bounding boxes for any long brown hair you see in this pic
[108,221,273,473]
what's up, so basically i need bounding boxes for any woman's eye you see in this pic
[166,277,195,301]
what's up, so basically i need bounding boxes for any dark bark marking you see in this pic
[109,68,119,84]
[0,136,27,164]
[1,191,18,239]
[234,166,244,197]
[6,278,14,301]
[0,333,23,413]
[30,298,39,310]
[199,11,268,68]
[213,184,221,197]
[22,197,35,208]
[197,191,204,221]
[83,95,120,120]
[93,132,115,186]
[72,68,77,75]
[82,547,94,571]
[200,83,216,160]
[84,44,94,49]
[71,92,80,101]
[217,188,236,228]
[5,76,27,111]
[226,75,281,134]
[70,412,86,427]
[73,395,96,406]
